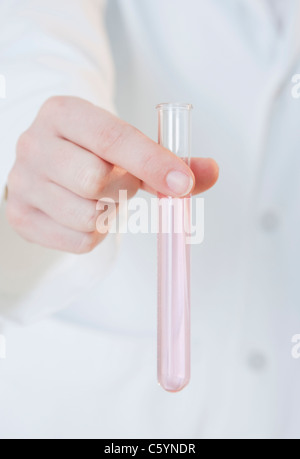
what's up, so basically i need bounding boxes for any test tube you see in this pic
[156,103,192,393]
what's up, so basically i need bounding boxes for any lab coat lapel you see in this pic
[248,0,300,188]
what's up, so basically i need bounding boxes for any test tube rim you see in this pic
[156,102,193,111]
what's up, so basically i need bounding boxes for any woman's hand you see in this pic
[6,96,219,253]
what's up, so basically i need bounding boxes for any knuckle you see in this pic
[72,203,97,232]
[75,232,98,254]
[42,96,68,114]
[16,130,39,160]
[140,153,157,176]
[6,168,18,192]
[6,203,26,229]
[85,207,97,232]
[99,121,132,157]
[77,167,105,199]
[7,167,32,197]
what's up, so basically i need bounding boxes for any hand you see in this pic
[6,96,219,253]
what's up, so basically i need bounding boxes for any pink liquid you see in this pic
[157,196,191,392]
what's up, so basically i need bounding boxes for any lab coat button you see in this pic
[247,352,267,371]
[260,212,280,232]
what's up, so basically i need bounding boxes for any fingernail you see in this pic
[166,171,194,196]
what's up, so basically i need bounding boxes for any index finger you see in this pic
[43,97,195,197]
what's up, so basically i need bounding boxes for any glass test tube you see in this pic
[156,103,192,393]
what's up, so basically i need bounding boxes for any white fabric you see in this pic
[0,0,300,439]
[264,0,291,31]
[0,0,119,323]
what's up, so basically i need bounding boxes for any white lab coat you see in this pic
[0,0,300,439]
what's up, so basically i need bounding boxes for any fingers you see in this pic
[34,135,140,203]
[141,158,219,196]
[26,181,100,232]
[97,166,140,202]
[39,97,195,198]
[190,158,219,195]
[6,204,106,254]
[35,137,114,199]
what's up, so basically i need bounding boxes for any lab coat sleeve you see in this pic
[0,0,120,324]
